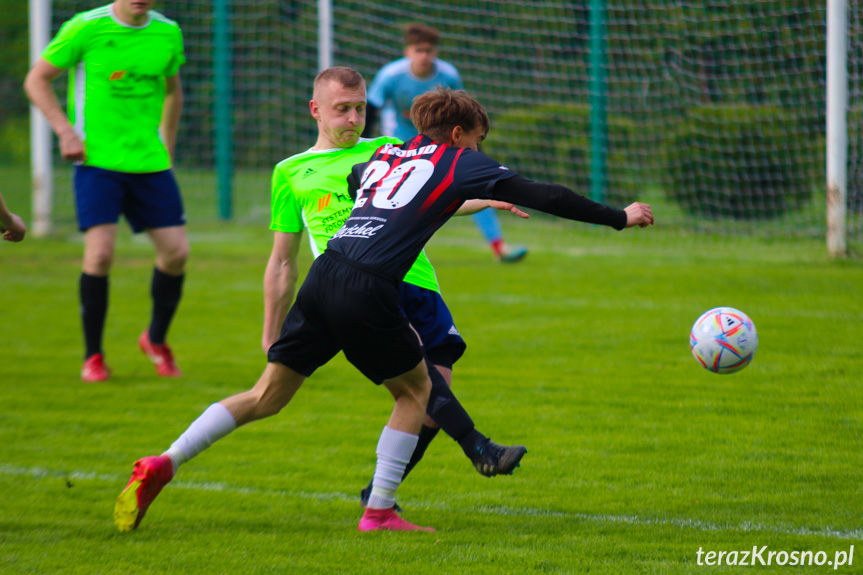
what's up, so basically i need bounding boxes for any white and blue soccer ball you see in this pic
[690,307,758,374]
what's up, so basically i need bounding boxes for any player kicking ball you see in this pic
[265,68,528,509]
[115,86,653,534]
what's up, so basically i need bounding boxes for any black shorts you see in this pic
[267,252,424,384]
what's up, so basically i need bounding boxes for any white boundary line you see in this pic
[2,464,860,540]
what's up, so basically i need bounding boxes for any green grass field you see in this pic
[1,214,862,574]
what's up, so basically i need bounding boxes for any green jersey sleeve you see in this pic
[270,164,304,233]
[41,14,87,69]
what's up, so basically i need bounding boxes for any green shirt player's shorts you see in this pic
[271,137,466,366]
[73,165,185,232]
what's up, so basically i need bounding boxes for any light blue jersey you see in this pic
[367,57,464,142]
[368,56,505,244]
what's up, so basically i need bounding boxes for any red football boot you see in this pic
[81,353,111,382]
[114,455,174,532]
[358,507,435,533]
[139,330,182,377]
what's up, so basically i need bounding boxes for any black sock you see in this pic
[149,267,184,344]
[425,359,476,442]
[457,428,487,460]
[402,425,441,480]
[80,273,108,359]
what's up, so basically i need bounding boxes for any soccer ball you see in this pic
[690,307,758,374]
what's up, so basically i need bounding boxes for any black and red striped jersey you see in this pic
[328,134,628,282]
[328,135,515,281]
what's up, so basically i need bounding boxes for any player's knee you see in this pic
[254,401,282,419]
[407,375,431,408]
[169,241,190,266]
[84,249,114,275]
[248,374,299,420]
[176,241,190,264]
[159,242,189,273]
[251,389,287,418]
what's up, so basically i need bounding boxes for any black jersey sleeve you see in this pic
[455,149,518,200]
[361,104,379,138]
[346,163,363,200]
[491,173,628,230]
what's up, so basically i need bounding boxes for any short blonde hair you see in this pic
[410,87,490,143]
[313,67,365,95]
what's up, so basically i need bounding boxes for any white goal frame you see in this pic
[29,0,53,237]
[827,0,849,258]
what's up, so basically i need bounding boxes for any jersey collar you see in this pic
[110,4,152,29]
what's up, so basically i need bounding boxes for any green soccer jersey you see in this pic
[270,137,441,292]
[41,5,185,173]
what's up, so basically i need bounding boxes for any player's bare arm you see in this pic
[456,199,530,219]
[24,58,85,163]
[262,230,303,352]
[161,73,183,163]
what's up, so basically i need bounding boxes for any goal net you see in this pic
[26,0,863,257]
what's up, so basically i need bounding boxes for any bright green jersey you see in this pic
[41,5,185,173]
[270,137,441,292]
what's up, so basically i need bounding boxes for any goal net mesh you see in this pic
[36,0,863,256]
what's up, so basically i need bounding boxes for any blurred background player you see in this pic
[24,0,188,382]
[0,190,27,242]
[362,22,528,264]
[264,68,528,508]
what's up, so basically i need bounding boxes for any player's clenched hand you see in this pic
[59,131,85,163]
[623,202,654,228]
[0,214,27,242]
[1,213,27,242]
[487,200,530,219]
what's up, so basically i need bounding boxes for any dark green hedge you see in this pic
[665,105,821,220]
[483,103,641,207]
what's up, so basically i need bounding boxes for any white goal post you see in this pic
[29,0,53,238]
[317,0,332,72]
[827,0,849,258]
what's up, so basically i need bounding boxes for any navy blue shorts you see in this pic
[268,252,425,385]
[398,282,466,369]
[74,165,186,233]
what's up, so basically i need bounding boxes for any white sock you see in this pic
[163,403,237,475]
[367,426,419,510]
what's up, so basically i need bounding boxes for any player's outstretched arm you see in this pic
[456,199,530,219]
[491,174,654,231]
[262,231,303,353]
[623,202,654,228]
[24,59,85,163]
